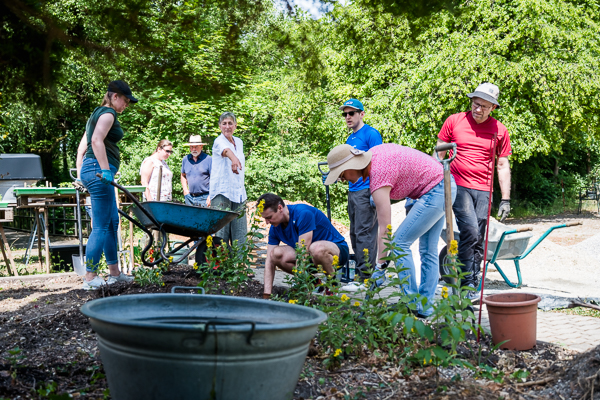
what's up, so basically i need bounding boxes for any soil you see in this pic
[1,264,597,400]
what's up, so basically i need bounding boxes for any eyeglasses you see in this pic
[472,101,492,111]
[342,111,360,117]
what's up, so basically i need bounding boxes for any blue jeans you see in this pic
[391,177,457,316]
[185,193,209,207]
[81,158,119,272]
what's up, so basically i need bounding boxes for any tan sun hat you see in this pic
[184,135,207,146]
[324,144,372,185]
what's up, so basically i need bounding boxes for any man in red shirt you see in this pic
[437,82,512,299]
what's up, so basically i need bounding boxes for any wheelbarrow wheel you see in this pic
[438,245,454,284]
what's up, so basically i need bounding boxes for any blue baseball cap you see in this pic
[339,98,364,111]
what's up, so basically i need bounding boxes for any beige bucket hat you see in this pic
[324,144,372,185]
[184,135,207,146]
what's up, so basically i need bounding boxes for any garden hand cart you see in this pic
[439,218,582,288]
[98,174,239,267]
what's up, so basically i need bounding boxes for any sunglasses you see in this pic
[163,148,173,154]
[342,111,360,117]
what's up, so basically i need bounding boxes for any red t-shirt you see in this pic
[437,111,512,191]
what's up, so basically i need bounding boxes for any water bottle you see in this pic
[348,259,356,280]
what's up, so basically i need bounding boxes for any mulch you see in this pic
[0,264,597,399]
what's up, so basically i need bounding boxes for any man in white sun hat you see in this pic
[436,82,512,300]
[337,98,382,292]
[181,134,212,207]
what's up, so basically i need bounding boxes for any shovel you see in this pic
[70,168,86,276]
[434,143,458,293]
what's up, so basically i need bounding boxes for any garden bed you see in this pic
[0,265,597,399]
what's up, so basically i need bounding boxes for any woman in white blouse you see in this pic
[208,112,247,247]
[140,139,173,201]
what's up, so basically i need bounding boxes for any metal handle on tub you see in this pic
[171,286,206,295]
[200,320,257,345]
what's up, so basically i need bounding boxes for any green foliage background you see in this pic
[2,0,600,219]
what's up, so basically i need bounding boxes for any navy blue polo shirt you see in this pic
[268,204,346,248]
[181,153,212,194]
[345,123,382,192]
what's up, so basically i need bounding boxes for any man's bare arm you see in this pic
[497,157,511,199]
[372,186,392,263]
[180,173,189,196]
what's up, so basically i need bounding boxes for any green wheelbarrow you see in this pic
[440,219,582,288]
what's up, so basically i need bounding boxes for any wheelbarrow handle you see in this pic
[565,221,583,227]
[95,173,160,228]
[516,227,533,232]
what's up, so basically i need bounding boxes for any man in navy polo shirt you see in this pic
[181,134,213,265]
[181,134,212,207]
[338,98,382,291]
[257,193,349,299]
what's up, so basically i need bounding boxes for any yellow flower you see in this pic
[334,348,342,357]
[155,272,159,276]
[169,256,173,263]
[193,262,198,270]
[448,240,458,255]
[292,269,297,273]
[387,224,392,232]
[288,299,298,304]
[441,286,449,299]
[341,294,349,302]
[257,199,265,214]
[332,255,339,267]
[364,279,369,285]
[362,248,369,257]
[231,290,234,293]
[206,236,213,248]
[300,238,306,247]
[353,301,360,307]
[423,358,427,365]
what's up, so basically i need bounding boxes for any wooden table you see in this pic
[0,206,18,276]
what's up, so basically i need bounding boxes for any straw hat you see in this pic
[324,144,372,185]
[184,135,207,146]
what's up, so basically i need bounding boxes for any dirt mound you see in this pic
[530,344,600,399]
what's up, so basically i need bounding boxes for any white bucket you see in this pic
[72,255,86,276]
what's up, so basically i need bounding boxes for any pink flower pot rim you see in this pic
[482,293,541,308]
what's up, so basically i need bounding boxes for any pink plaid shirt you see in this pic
[369,144,443,200]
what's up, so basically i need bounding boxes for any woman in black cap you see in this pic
[76,80,138,290]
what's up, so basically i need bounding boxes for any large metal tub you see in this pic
[81,294,326,400]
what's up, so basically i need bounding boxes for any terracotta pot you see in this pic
[482,293,541,350]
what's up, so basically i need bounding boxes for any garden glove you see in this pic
[100,169,114,184]
[73,179,87,193]
[322,173,331,185]
[497,199,511,222]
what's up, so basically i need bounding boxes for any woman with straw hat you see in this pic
[325,143,457,317]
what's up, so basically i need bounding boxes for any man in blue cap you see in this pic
[338,98,382,291]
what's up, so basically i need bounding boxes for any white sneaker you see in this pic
[106,273,134,285]
[82,276,107,290]
[341,282,366,292]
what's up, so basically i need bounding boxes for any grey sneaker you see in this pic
[340,282,366,292]
[106,272,134,285]
[82,276,107,290]
[465,288,481,302]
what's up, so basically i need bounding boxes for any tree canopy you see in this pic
[2,0,600,213]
